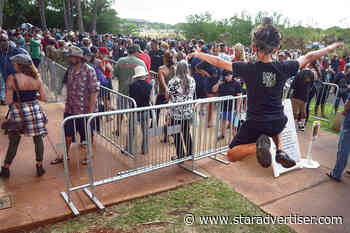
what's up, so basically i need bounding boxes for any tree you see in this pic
[91,0,98,32]
[62,0,69,30]
[0,0,5,28]
[38,0,47,31]
[76,0,84,32]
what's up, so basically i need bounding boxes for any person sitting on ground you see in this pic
[129,66,152,154]
[213,70,242,140]
[0,54,48,178]
[189,17,343,168]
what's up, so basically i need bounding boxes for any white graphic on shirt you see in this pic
[262,72,277,87]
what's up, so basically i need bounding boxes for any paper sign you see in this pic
[271,99,302,177]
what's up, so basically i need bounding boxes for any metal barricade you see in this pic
[38,56,68,102]
[308,82,339,125]
[284,81,339,125]
[60,95,247,215]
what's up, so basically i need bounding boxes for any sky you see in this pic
[114,0,350,29]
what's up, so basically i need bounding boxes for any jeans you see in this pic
[331,121,350,180]
[0,73,5,102]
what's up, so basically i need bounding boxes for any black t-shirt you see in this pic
[196,61,219,92]
[149,49,164,72]
[218,80,242,112]
[232,60,299,122]
[334,72,350,92]
[129,79,152,107]
[291,69,315,102]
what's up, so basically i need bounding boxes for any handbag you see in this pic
[1,76,25,133]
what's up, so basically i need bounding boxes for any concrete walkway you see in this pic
[0,102,349,233]
[197,127,350,233]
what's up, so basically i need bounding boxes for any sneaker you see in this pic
[256,135,272,168]
[299,125,305,132]
[0,166,10,178]
[276,150,296,168]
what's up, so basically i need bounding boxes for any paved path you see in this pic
[197,127,350,233]
[0,102,349,233]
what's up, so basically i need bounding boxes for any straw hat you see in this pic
[132,66,148,79]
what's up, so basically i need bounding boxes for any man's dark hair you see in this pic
[251,17,282,54]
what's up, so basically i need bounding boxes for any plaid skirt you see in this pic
[8,100,48,137]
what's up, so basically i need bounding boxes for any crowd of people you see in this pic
[0,19,349,182]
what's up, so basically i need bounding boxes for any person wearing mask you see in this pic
[333,63,350,113]
[189,17,343,168]
[0,54,48,178]
[167,60,196,161]
[51,46,99,165]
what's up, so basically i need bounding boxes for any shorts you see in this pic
[220,112,239,128]
[229,115,288,148]
[63,112,95,143]
[291,98,307,117]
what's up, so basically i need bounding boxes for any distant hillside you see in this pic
[124,18,180,31]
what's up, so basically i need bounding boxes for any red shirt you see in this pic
[138,52,152,82]
[339,58,345,71]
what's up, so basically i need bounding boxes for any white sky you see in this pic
[114,0,350,29]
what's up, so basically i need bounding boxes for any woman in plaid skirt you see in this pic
[0,54,48,178]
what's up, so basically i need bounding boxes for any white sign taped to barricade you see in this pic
[271,99,302,177]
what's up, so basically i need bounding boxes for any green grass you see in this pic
[307,99,343,135]
[30,178,295,233]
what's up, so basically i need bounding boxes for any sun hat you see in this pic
[132,66,148,79]
[10,54,33,65]
[66,46,85,59]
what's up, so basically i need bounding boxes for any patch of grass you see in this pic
[308,99,343,134]
[30,178,295,233]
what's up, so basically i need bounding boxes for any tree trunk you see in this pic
[76,0,84,33]
[62,0,69,30]
[38,0,47,31]
[67,0,73,30]
[91,0,97,33]
[0,0,5,28]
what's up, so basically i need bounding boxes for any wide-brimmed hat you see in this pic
[10,54,33,65]
[132,66,148,79]
[66,46,85,59]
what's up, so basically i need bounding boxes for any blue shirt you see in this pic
[0,45,23,81]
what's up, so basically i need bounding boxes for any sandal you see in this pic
[81,158,88,165]
[50,155,70,165]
